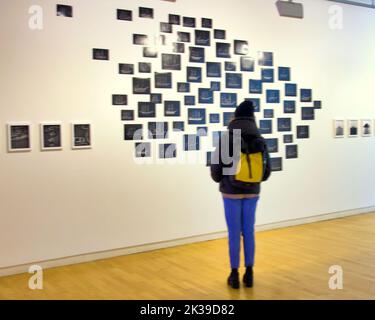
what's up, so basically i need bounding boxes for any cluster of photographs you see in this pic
[90,6,323,171]
[4,123,92,152]
[333,119,375,138]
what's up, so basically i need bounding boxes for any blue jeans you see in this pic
[223,197,259,269]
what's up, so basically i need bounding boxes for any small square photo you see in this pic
[57,4,73,17]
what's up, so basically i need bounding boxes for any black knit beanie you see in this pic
[234,100,255,118]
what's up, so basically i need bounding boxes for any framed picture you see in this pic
[195,30,210,46]
[201,18,213,28]
[184,134,200,151]
[138,102,156,118]
[210,114,220,124]
[284,134,293,144]
[143,47,158,58]
[177,32,191,43]
[162,53,181,70]
[184,95,196,106]
[183,17,196,28]
[270,157,282,172]
[135,142,151,158]
[297,125,310,139]
[150,93,162,104]
[333,119,345,138]
[261,68,274,83]
[302,107,315,120]
[284,101,296,114]
[263,109,274,119]
[133,34,149,45]
[7,123,31,152]
[223,112,235,126]
[112,94,128,106]
[278,118,292,132]
[119,63,134,75]
[133,77,151,94]
[286,145,298,159]
[348,119,359,137]
[155,72,172,88]
[258,51,273,66]
[211,81,221,91]
[92,48,109,61]
[225,62,236,72]
[187,67,202,83]
[314,100,322,109]
[71,122,92,149]
[226,73,242,89]
[265,138,278,153]
[234,40,249,55]
[177,82,190,93]
[121,110,135,121]
[216,42,231,58]
[57,4,73,17]
[240,57,255,72]
[189,47,205,64]
[266,90,280,104]
[188,108,206,125]
[207,62,221,78]
[361,119,373,137]
[124,124,143,141]
[139,62,151,73]
[197,127,208,137]
[139,7,154,19]
[148,122,168,139]
[199,88,214,104]
[160,22,173,33]
[40,123,62,151]
[278,67,291,81]
[159,144,177,159]
[164,101,181,117]
[214,29,226,40]
[285,83,297,97]
[300,89,312,102]
[117,9,132,21]
[220,93,237,108]
[173,43,185,53]
[173,122,185,132]
[259,120,272,134]
[169,14,181,25]
[249,80,262,94]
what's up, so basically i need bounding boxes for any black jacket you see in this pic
[210,117,271,195]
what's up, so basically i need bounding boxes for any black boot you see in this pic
[227,269,240,289]
[243,267,253,288]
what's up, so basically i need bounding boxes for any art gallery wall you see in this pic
[1,0,375,269]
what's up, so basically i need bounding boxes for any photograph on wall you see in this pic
[302,107,315,120]
[284,101,296,114]
[234,40,249,55]
[207,62,221,77]
[348,119,359,137]
[183,16,196,28]
[225,73,242,89]
[284,134,293,144]
[57,4,73,17]
[197,127,208,137]
[297,125,310,139]
[259,120,272,134]
[173,121,185,132]
[150,93,162,104]
[139,7,154,19]
[214,29,226,40]
[240,57,255,72]
[211,81,221,91]
[189,47,205,63]
[112,94,128,106]
[225,62,236,72]
[184,134,200,151]
[270,157,282,172]
[216,42,231,58]
[177,82,190,93]
[199,88,214,104]
[159,144,177,159]
[246,98,260,112]
[184,95,196,106]
[169,14,181,25]
[195,30,211,46]
[7,123,31,152]
[72,123,91,149]
[92,48,109,61]
[249,80,262,94]
[133,77,151,94]
[188,108,206,125]
[162,54,181,70]
[143,47,158,58]
[155,72,172,88]
[286,145,298,159]
[164,101,181,117]
[119,63,134,75]
[278,67,291,81]
[177,32,191,43]
[300,89,312,102]
[210,113,220,124]
[187,67,202,83]
[333,119,345,138]
[124,124,143,141]
[314,100,322,109]
[202,18,213,28]
[223,112,235,126]
[139,62,151,73]
[258,51,273,66]
[135,142,151,158]
[117,9,132,21]
[263,109,274,119]
[173,42,185,53]
[121,110,135,121]
[285,83,297,97]
[148,122,169,139]
[261,68,274,83]
[133,34,149,45]
[220,93,237,108]
[278,118,292,132]
[138,102,156,118]
[40,123,62,151]
[265,138,278,153]
[160,22,173,33]
[361,119,372,137]
[266,89,280,104]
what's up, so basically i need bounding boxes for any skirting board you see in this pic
[1,206,374,277]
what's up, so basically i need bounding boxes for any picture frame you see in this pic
[249,80,262,94]
[240,57,255,72]
[150,93,162,104]
[155,72,172,88]
[164,101,181,117]
[121,110,135,121]
[199,88,214,104]
[226,73,242,89]
[301,107,315,121]
[169,14,181,25]
[148,122,169,139]
[117,9,132,21]
[259,120,272,135]
[135,142,151,158]
[266,90,280,104]
[183,17,196,28]
[159,144,177,159]
[71,122,92,149]
[189,47,205,63]
[263,109,274,119]
[184,95,196,106]
[220,93,237,108]
[119,63,134,75]
[261,68,274,83]
[234,40,249,55]
[40,122,63,151]
[124,124,143,141]
[225,62,236,72]
[7,122,32,152]
[348,119,359,138]
[258,51,273,67]
[216,42,231,58]
[284,134,293,144]
[207,62,221,78]
[286,145,298,159]
[278,118,292,132]
[333,119,345,138]
[285,83,297,97]
[177,82,190,93]
[139,62,151,73]
[270,157,283,172]
[139,7,154,19]
[162,53,181,70]
[187,67,202,83]
[92,48,109,61]
[300,89,312,102]
[133,77,151,94]
[201,18,213,28]
[361,119,373,137]
[278,67,291,81]
[297,125,310,139]
[112,94,128,106]
[210,114,220,124]
[138,102,156,118]
[265,138,278,153]
[188,108,206,125]
[284,101,296,114]
[57,4,73,17]
[214,29,226,40]
[195,30,211,46]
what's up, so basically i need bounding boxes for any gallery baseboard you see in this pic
[1,206,374,277]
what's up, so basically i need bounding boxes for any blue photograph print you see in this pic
[261,68,274,83]
[314,100,322,109]
[240,57,255,72]
[225,61,236,72]
[297,125,309,139]
[265,138,278,153]
[210,113,220,124]
[259,51,273,66]
[263,109,274,119]
[188,108,206,125]
[164,101,181,117]
[177,82,190,93]
[155,72,172,89]
[195,30,210,47]
[266,90,280,104]
[187,67,202,83]
[189,47,205,63]
[300,89,312,102]
[259,120,272,134]
[278,67,291,81]
[216,42,231,58]
[184,134,200,151]
[284,100,296,113]
[185,95,196,105]
[285,83,297,97]
[278,118,292,132]
[173,121,185,132]
[270,157,282,172]
[197,127,208,137]
[220,93,237,108]
[301,107,315,120]
[138,102,156,118]
[246,98,260,112]
[150,93,162,104]
[206,62,221,77]
[223,112,235,126]
[286,145,298,159]
[249,80,262,94]
[211,81,221,91]
[199,88,214,104]
[284,134,293,144]
[226,73,242,89]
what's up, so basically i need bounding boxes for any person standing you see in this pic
[210,100,271,289]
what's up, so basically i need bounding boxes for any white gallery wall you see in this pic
[1,0,375,269]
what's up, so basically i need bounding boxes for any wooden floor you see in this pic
[1,213,375,300]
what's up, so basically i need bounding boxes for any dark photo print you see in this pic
[265,138,278,153]
[177,32,191,43]
[220,93,237,108]
[278,118,292,132]
[159,144,177,159]
[286,145,298,159]
[263,109,274,119]
[9,124,30,151]
[150,93,162,104]
[162,54,181,70]
[216,42,231,58]
[259,51,274,66]
[195,30,211,46]
[266,89,280,104]
[139,62,151,73]
[223,112,235,126]
[155,72,172,88]
[184,95,196,106]
[261,68,274,83]
[112,94,128,106]
[211,81,221,91]
[259,120,272,134]
[124,124,143,141]
[207,62,221,78]
[187,67,202,83]
[301,89,313,102]
[249,79,262,94]
[210,113,220,124]
[188,108,206,125]
[199,88,214,104]
[201,18,213,28]
[143,47,158,58]
[173,43,185,53]
[302,107,315,120]
[169,14,181,25]
[270,157,283,172]
[225,62,237,72]
[133,77,151,94]
[189,47,205,63]
[57,4,73,17]
[177,82,190,93]
[73,124,91,148]
[119,63,134,75]
[226,73,242,89]
[121,110,135,121]
[284,100,296,114]
[138,102,156,118]
[148,122,169,139]
[164,101,181,117]
[234,40,249,55]
[240,56,255,72]
[278,66,291,81]
[133,34,149,46]
[173,121,185,132]
[160,22,173,33]
[184,134,200,151]
[297,125,310,139]
[135,142,151,158]
[117,9,132,21]
[284,134,293,144]
[139,7,154,19]
[92,48,109,61]
[183,17,196,28]
[42,124,61,150]
[285,83,297,97]
[214,29,226,40]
